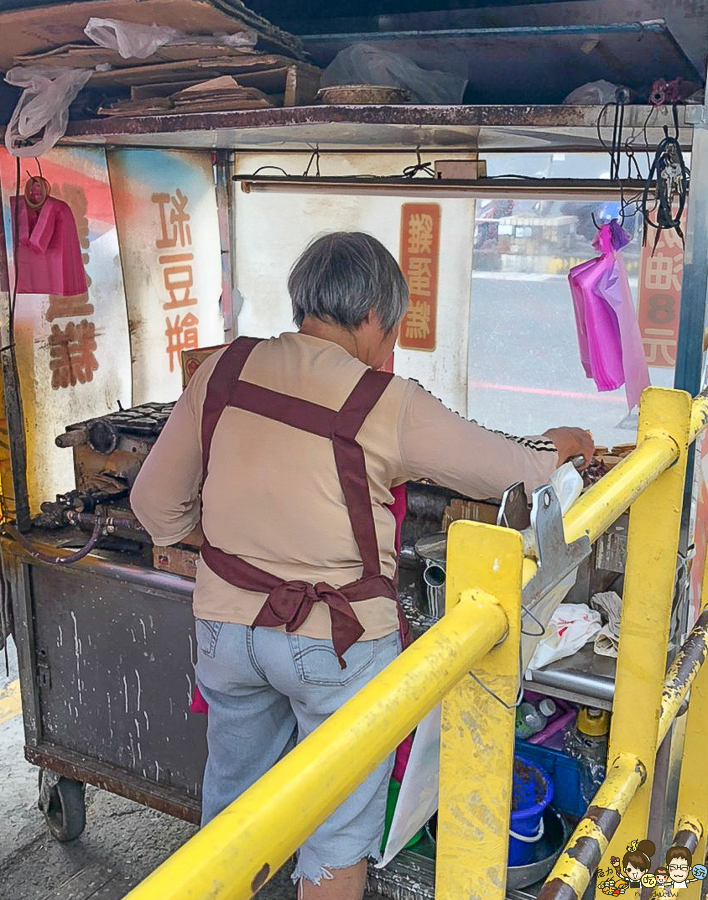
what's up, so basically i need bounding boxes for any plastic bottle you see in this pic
[562,707,610,802]
[515,699,557,739]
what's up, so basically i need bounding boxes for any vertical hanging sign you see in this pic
[637,211,687,369]
[398,203,441,352]
[107,149,224,405]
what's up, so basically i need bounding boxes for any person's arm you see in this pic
[399,382,593,500]
[130,352,223,545]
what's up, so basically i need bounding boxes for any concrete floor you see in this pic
[0,638,379,900]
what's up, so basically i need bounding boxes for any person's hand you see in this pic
[544,427,595,469]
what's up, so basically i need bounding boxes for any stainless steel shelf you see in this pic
[525,645,616,711]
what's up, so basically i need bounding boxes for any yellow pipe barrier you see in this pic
[537,753,646,900]
[563,430,678,546]
[124,589,508,900]
[689,388,708,443]
[597,388,692,899]
[657,608,708,747]
[125,386,708,900]
[437,520,524,900]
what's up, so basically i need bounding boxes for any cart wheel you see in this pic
[38,770,86,842]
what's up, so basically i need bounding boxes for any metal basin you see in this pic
[506,807,570,890]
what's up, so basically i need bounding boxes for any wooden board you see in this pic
[0,0,303,72]
[16,39,258,69]
[87,54,318,88]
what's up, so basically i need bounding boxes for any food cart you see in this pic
[1,4,708,898]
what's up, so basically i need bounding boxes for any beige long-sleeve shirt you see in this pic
[131,332,558,639]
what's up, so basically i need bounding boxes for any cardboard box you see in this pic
[180,343,228,388]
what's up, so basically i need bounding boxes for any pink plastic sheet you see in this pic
[568,222,650,411]
[10,195,87,296]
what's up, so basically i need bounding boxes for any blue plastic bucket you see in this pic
[509,756,554,866]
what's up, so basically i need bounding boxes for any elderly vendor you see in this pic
[131,231,592,900]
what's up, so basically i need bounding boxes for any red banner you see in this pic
[398,203,441,352]
[637,211,687,369]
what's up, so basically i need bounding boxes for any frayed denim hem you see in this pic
[291,842,383,887]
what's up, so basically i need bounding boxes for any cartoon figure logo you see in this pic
[665,846,693,890]
[599,841,707,896]
[600,840,656,894]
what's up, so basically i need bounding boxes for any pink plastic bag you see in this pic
[568,222,650,410]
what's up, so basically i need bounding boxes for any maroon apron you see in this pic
[199,336,410,668]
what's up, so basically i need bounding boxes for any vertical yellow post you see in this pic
[598,387,692,896]
[437,519,524,900]
[671,550,708,897]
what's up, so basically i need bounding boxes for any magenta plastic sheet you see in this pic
[568,223,650,411]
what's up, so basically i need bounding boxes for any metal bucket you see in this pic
[415,533,447,620]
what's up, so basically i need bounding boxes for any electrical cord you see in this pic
[641,105,688,252]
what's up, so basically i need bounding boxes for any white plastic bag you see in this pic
[4,66,92,157]
[84,18,257,60]
[563,80,626,105]
[85,18,181,59]
[322,43,467,105]
[527,603,601,670]
[378,704,441,867]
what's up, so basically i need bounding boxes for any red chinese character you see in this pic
[48,320,98,390]
[159,253,197,309]
[152,189,192,249]
[46,294,94,323]
[165,312,199,373]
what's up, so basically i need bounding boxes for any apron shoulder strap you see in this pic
[333,369,394,578]
[201,336,261,476]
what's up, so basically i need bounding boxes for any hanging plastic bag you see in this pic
[568,222,650,411]
[322,43,467,105]
[4,66,93,157]
[378,704,440,866]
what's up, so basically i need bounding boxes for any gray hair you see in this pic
[288,232,409,333]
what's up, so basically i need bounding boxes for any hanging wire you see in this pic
[469,641,525,710]
[640,104,688,252]
[402,148,435,179]
[303,147,321,178]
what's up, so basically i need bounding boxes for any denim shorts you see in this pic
[195,620,401,884]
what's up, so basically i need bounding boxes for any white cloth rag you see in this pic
[590,590,622,657]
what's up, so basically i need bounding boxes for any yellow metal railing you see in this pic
[124,386,708,900]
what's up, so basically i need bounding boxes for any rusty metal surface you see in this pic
[10,550,207,829]
[55,105,690,152]
[658,608,708,745]
[3,531,194,597]
[25,744,200,825]
[672,825,701,855]
[537,754,646,900]
[303,22,701,105]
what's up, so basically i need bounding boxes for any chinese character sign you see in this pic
[108,149,224,404]
[637,213,687,369]
[398,204,441,352]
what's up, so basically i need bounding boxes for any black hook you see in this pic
[591,212,601,230]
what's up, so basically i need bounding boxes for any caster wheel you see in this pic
[38,770,86,842]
